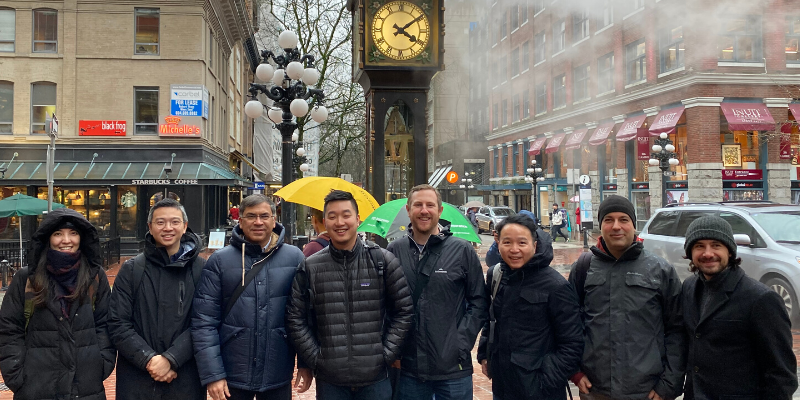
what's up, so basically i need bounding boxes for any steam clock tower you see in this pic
[349,0,444,203]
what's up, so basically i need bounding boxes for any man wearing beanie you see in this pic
[568,195,685,400]
[682,216,797,399]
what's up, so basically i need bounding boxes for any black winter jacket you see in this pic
[477,228,583,400]
[386,222,488,381]
[683,266,797,400]
[192,223,304,392]
[286,238,413,387]
[0,208,116,400]
[108,230,206,400]
[568,240,686,400]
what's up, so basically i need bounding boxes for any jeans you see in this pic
[227,384,291,400]
[552,224,568,241]
[396,374,472,400]
[316,377,392,400]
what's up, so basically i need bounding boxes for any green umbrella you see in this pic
[0,194,65,266]
[358,198,481,243]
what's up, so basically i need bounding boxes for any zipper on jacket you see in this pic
[247,250,277,386]
[178,281,186,317]
[343,256,354,369]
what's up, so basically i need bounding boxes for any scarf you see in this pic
[46,248,82,318]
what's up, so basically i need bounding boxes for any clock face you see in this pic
[372,1,430,61]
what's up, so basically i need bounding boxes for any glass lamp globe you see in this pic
[535,168,542,173]
[256,64,275,82]
[278,30,299,49]
[299,163,309,172]
[303,68,320,85]
[525,177,532,182]
[652,144,662,152]
[537,177,545,182]
[268,108,282,124]
[291,132,299,142]
[286,62,304,80]
[660,132,669,139]
[310,106,328,123]
[668,158,680,166]
[531,159,537,165]
[527,168,534,173]
[244,100,263,119]
[271,69,285,86]
[290,99,309,117]
[459,185,465,188]
[649,159,659,166]
[665,144,675,152]
[296,147,306,157]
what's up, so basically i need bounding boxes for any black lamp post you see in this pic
[524,159,545,221]
[459,178,474,205]
[648,132,679,207]
[244,30,327,243]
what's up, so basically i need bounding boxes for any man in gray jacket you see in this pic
[568,195,685,400]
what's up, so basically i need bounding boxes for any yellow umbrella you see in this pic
[274,177,380,219]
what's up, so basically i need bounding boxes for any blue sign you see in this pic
[170,85,209,119]
[253,182,265,190]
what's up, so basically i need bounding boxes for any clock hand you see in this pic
[392,23,416,41]
[401,14,424,30]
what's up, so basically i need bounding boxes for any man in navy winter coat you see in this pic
[192,194,310,400]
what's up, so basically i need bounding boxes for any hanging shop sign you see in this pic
[159,115,202,137]
[792,181,800,189]
[637,130,650,160]
[632,183,649,190]
[603,184,618,191]
[781,134,792,160]
[79,120,127,136]
[723,181,764,189]
[666,182,688,189]
[721,169,763,180]
[170,84,209,119]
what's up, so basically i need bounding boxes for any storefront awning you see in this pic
[649,106,685,136]
[0,162,250,186]
[527,136,548,156]
[428,165,452,188]
[720,102,775,131]
[545,133,567,154]
[564,128,589,150]
[588,121,616,146]
[616,114,647,141]
[789,104,800,121]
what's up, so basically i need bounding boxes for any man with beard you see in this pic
[387,184,488,400]
[681,216,797,399]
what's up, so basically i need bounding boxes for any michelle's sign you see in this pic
[159,115,202,137]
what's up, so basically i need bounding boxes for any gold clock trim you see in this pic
[371,1,430,61]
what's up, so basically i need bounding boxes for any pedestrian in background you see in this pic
[681,216,797,399]
[286,190,413,400]
[302,207,330,257]
[0,208,116,399]
[477,214,583,399]
[109,199,206,399]
[550,203,568,242]
[192,194,309,400]
[568,195,685,400]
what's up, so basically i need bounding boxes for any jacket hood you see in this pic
[230,222,286,256]
[518,209,537,222]
[502,227,553,273]
[29,208,101,274]
[143,227,201,268]
[592,236,643,261]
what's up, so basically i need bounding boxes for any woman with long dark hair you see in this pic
[0,208,116,399]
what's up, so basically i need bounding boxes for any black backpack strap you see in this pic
[314,237,330,249]
[132,254,146,299]
[573,252,593,311]
[222,249,275,322]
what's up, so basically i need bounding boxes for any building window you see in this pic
[553,74,566,109]
[0,9,15,52]
[627,0,644,14]
[786,16,800,62]
[574,63,590,102]
[535,81,546,114]
[236,104,242,144]
[500,10,507,38]
[134,87,158,135]
[522,41,530,70]
[660,26,684,72]
[719,16,762,62]
[573,10,590,41]
[32,9,57,53]
[534,31,546,64]
[493,103,499,129]
[513,143,519,174]
[134,8,159,55]
[511,5,519,30]
[598,52,614,93]
[209,29,214,69]
[522,91,530,118]
[600,0,613,29]
[494,149,499,177]
[511,48,520,76]
[533,0,544,15]
[31,82,56,134]
[492,18,499,44]
[513,95,520,122]
[500,55,507,81]
[521,1,528,23]
[553,19,565,53]
[0,81,12,134]
[626,39,646,83]
[502,99,508,126]
[503,146,508,176]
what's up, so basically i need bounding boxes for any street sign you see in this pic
[446,171,459,184]
[579,174,591,185]
[663,171,676,176]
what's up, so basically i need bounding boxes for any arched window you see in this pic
[32,8,57,52]
[31,82,56,134]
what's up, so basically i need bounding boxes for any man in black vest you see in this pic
[682,216,797,399]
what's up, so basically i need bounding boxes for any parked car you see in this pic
[639,201,800,324]
[475,206,516,234]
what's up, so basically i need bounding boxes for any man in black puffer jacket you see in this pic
[286,190,413,400]
[109,199,206,399]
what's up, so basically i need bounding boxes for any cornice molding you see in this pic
[682,97,724,108]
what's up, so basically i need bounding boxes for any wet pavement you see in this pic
[2,233,799,399]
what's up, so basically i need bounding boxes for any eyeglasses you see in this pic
[242,214,274,222]
[153,219,184,229]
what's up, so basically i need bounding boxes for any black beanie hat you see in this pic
[598,195,636,223]
[684,216,737,260]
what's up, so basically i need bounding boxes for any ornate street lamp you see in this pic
[648,132,680,207]
[524,160,545,220]
[459,178,474,205]
[244,30,327,243]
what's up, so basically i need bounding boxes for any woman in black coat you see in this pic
[0,208,116,399]
[477,214,583,400]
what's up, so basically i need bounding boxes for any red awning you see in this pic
[527,136,548,156]
[588,121,616,146]
[649,106,685,136]
[790,104,800,120]
[545,133,567,154]
[720,103,775,131]
[564,128,589,150]
[615,114,647,141]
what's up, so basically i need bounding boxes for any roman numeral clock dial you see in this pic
[372,1,430,61]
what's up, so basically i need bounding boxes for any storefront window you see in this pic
[37,187,111,238]
[602,143,617,183]
[0,186,26,240]
[118,186,138,238]
[632,192,651,231]
[789,112,800,181]
[720,112,764,201]
[668,114,688,181]
[630,139,649,183]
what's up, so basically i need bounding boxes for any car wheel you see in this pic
[765,276,799,326]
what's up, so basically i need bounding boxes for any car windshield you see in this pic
[751,212,800,242]
[493,208,515,216]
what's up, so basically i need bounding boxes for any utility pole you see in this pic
[45,114,59,213]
